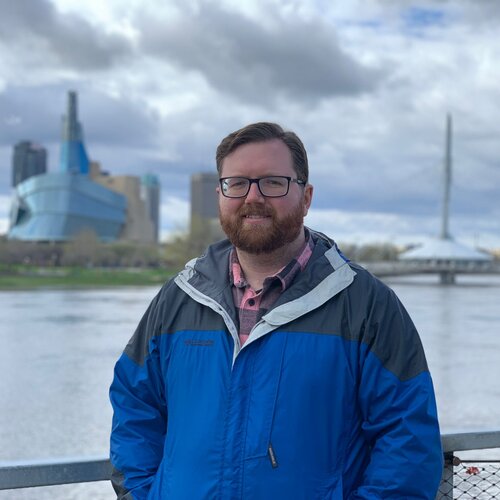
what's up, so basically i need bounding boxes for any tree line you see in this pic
[0,225,404,273]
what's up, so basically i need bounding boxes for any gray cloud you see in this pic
[0,85,159,148]
[77,93,160,148]
[139,2,384,106]
[458,0,500,23]
[0,84,161,196]
[0,0,132,70]
[0,87,61,146]
[0,1,498,245]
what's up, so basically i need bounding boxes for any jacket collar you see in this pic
[174,228,356,362]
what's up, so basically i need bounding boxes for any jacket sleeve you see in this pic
[109,293,168,499]
[350,284,443,499]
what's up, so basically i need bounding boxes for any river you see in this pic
[1,274,499,498]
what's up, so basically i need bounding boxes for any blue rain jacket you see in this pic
[110,230,443,499]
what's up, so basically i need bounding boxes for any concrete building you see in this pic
[8,91,160,243]
[141,174,161,242]
[12,141,47,187]
[191,172,219,220]
[190,172,222,240]
[93,167,156,243]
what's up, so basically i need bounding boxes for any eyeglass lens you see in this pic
[222,177,290,197]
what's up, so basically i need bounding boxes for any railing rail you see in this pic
[0,456,112,490]
[1,431,499,494]
[442,429,500,453]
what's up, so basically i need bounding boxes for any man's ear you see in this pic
[303,184,313,216]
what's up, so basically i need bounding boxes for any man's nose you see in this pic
[245,182,265,203]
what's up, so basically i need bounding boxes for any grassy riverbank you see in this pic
[0,265,173,289]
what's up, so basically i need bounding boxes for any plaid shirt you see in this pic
[229,229,315,346]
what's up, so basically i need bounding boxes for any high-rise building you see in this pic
[141,174,161,242]
[190,172,219,221]
[12,141,47,187]
[190,172,222,240]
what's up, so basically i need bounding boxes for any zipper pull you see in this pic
[268,443,279,468]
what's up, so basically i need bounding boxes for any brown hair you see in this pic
[216,122,309,183]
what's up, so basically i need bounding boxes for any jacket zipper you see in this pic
[268,443,279,468]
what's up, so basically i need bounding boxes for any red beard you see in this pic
[219,201,305,255]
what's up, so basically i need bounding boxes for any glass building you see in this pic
[9,172,126,241]
[7,91,157,242]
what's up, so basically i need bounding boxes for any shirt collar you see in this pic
[229,228,313,291]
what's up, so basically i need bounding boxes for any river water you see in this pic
[1,274,499,498]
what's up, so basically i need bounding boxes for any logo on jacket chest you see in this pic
[183,339,215,347]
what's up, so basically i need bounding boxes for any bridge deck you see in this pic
[363,260,500,278]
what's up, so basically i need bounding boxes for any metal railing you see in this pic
[438,430,500,499]
[0,456,111,490]
[1,431,500,497]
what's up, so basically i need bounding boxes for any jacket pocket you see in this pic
[243,333,288,461]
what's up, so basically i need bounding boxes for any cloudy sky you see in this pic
[0,0,499,248]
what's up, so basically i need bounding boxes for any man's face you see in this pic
[217,139,313,255]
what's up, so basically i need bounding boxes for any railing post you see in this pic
[436,452,455,499]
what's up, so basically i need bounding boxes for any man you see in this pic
[110,122,443,499]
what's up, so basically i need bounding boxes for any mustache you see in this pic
[237,205,274,217]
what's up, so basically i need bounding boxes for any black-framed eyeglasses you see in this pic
[219,176,306,198]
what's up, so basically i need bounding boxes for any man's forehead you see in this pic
[221,139,293,169]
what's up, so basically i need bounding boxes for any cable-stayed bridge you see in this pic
[395,115,495,284]
[364,259,499,280]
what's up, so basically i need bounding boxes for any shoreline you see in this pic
[0,265,174,290]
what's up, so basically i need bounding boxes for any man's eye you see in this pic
[230,180,247,189]
[264,178,285,187]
